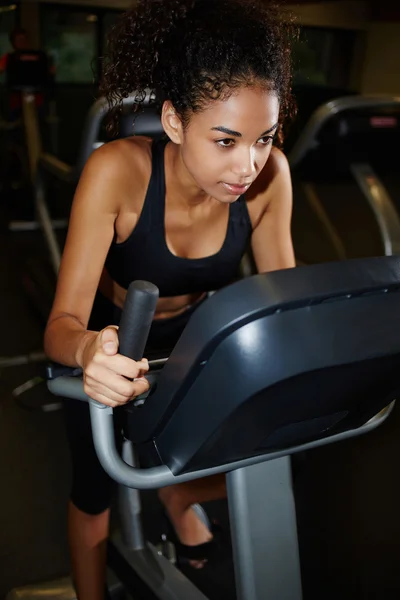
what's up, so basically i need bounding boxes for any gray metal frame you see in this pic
[8,92,62,235]
[110,440,208,599]
[288,95,400,258]
[0,93,62,374]
[76,90,154,172]
[48,375,394,488]
[228,459,302,600]
[298,182,347,260]
[48,374,394,600]
[288,96,400,168]
[350,163,400,256]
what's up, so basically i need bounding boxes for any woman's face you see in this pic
[176,86,280,203]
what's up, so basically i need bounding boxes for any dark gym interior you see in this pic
[2,1,400,599]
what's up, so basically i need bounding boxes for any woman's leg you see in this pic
[68,503,110,600]
[150,301,227,564]
[158,475,227,567]
[64,399,120,599]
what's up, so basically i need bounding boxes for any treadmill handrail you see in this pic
[76,90,154,173]
[48,375,394,489]
[350,162,400,256]
[288,95,400,168]
[39,153,75,183]
[35,89,155,186]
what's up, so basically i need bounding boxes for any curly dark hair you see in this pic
[100,0,297,147]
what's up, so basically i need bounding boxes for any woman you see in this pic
[44,0,296,597]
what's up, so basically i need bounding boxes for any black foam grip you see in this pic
[118,281,159,361]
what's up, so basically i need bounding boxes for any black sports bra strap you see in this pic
[148,138,168,226]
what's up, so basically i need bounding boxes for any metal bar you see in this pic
[109,537,208,599]
[289,95,400,168]
[8,218,67,232]
[350,163,400,256]
[148,357,168,368]
[39,153,74,182]
[64,379,392,490]
[0,351,46,368]
[22,92,42,182]
[76,91,153,172]
[119,441,145,550]
[227,459,302,600]
[302,182,347,260]
[35,171,62,273]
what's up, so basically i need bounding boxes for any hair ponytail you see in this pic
[100,0,195,132]
[101,0,297,145]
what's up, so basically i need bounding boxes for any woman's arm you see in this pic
[250,148,295,273]
[44,141,150,406]
[45,143,120,365]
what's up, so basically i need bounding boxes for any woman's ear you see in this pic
[161,101,184,144]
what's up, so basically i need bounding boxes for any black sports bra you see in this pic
[105,139,253,297]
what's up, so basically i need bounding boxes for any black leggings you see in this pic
[64,291,203,515]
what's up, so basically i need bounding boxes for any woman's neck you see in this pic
[165,140,214,208]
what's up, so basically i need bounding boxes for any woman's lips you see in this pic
[221,182,250,195]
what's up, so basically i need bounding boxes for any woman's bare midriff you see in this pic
[98,269,206,320]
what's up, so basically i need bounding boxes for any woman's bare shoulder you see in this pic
[75,136,154,213]
[84,136,153,183]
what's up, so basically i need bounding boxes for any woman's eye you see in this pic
[215,136,273,148]
[216,138,235,148]
[258,136,273,146]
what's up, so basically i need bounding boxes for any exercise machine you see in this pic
[2,49,60,230]
[0,50,61,403]
[43,255,400,600]
[289,96,400,263]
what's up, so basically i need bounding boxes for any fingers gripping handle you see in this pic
[118,280,159,361]
[90,280,159,410]
[89,281,159,485]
